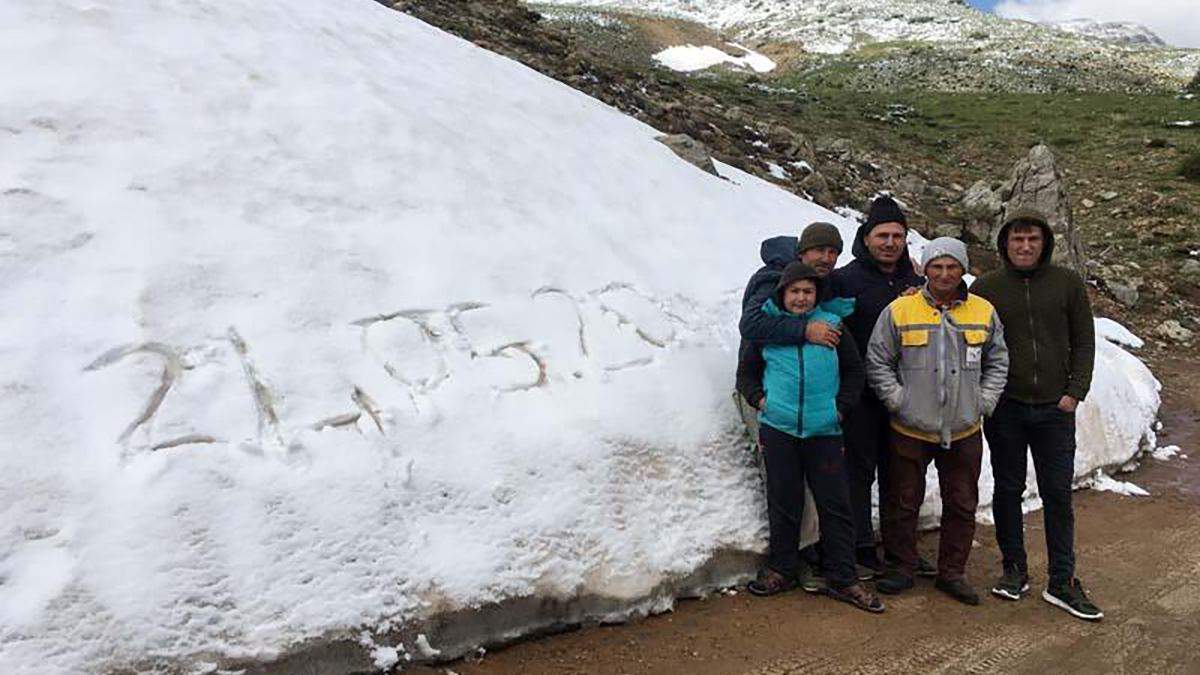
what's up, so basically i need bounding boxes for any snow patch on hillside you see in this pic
[653,43,776,72]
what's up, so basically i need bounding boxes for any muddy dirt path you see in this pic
[413,356,1200,675]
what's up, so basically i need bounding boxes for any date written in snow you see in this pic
[83,284,698,453]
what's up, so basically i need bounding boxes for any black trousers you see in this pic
[983,398,1077,585]
[843,393,891,553]
[760,424,858,588]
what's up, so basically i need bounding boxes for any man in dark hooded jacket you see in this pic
[971,209,1102,621]
[741,196,926,575]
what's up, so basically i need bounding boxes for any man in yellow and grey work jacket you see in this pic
[865,237,1009,606]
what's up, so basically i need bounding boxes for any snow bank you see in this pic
[0,0,1160,672]
[1096,316,1145,349]
[652,43,776,72]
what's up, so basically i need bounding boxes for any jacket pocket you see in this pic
[899,329,929,370]
[961,329,987,371]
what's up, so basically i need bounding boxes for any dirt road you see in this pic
[413,356,1200,675]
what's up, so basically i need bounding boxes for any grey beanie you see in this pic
[922,237,970,271]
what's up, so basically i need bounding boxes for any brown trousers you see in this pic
[882,429,983,581]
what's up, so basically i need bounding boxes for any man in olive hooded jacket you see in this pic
[971,209,1103,622]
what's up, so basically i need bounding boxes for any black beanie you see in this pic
[774,261,824,306]
[864,195,908,232]
[797,221,844,254]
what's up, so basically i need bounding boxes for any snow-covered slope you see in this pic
[0,1,1160,673]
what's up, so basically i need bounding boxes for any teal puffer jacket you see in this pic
[759,297,855,438]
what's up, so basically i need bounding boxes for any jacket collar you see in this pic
[920,281,969,309]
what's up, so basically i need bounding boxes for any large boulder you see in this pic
[960,179,1005,243]
[960,144,1087,275]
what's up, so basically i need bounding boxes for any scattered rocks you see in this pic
[1099,190,1119,201]
[933,222,963,238]
[1081,198,1096,208]
[1155,320,1194,343]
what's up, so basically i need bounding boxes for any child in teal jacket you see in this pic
[740,262,882,613]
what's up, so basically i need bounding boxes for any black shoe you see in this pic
[991,566,1030,601]
[875,570,915,595]
[747,568,797,597]
[855,564,876,581]
[856,547,883,576]
[1043,579,1104,621]
[935,577,981,606]
[915,556,937,579]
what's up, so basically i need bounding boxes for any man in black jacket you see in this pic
[971,209,1102,621]
[740,196,926,575]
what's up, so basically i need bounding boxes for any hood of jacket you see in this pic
[850,220,914,273]
[996,208,1055,272]
[759,235,799,269]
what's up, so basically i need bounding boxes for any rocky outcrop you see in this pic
[960,144,1086,276]
[656,134,719,175]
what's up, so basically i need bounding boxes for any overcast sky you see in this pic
[977,0,1200,48]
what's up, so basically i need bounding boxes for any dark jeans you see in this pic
[760,425,858,588]
[984,398,1077,585]
[844,393,891,554]
[883,430,983,581]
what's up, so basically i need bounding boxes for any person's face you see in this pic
[865,222,906,266]
[926,258,965,298]
[1007,225,1045,271]
[783,279,818,314]
[799,245,839,277]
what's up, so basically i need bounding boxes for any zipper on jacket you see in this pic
[796,345,805,435]
[1025,278,1039,389]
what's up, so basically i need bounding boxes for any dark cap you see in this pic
[798,221,844,255]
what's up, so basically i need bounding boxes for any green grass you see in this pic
[1181,151,1200,181]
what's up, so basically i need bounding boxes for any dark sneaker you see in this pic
[991,567,1030,601]
[875,570,915,595]
[856,547,883,579]
[935,577,981,606]
[747,568,797,597]
[915,556,937,579]
[826,582,885,614]
[1043,579,1104,621]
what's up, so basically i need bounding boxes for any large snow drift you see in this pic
[0,1,1159,672]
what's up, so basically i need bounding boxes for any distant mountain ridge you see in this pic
[1049,18,1166,47]
[532,0,1200,92]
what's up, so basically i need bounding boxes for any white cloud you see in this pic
[995,0,1200,48]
